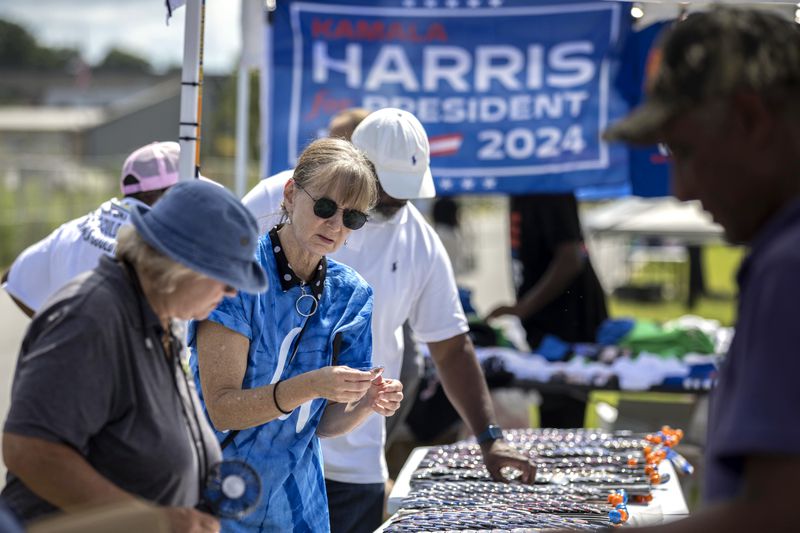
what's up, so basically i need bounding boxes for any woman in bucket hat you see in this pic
[2,180,267,533]
[190,138,404,532]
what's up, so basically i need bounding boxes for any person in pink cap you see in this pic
[2,141,181,317]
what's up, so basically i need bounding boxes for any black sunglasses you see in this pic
[295,183,368,230]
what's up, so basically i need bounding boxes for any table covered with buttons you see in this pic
[382,427,691,532]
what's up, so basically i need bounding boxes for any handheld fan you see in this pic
[200,460,262,520]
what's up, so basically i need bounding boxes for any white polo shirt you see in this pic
[4,197,146,313]
[243,173,469,483]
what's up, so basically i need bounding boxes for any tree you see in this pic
[95,48,152,73]
[0,19,80,70]
[205,70,260,160]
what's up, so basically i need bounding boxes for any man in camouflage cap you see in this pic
[606,7,800,532]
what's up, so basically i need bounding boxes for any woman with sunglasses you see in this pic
[190,138,404,532]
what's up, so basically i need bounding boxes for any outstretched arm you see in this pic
[3,433,218,532]
[428,333,536,484]
[487,241,584,321]
[4,433,134,511]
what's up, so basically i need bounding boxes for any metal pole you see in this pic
[178,0,205,180]
[234,64,250,197]
[260,3,274,180]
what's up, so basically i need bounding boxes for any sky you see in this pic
[1,1,794,74]
[0,0,242,74]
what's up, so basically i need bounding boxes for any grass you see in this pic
[609,244,744,326]
[0,182,112,269]
[0,156,258,270]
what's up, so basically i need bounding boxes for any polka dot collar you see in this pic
[268,225,326,301]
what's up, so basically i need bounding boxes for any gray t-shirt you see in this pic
[2,256,221,522]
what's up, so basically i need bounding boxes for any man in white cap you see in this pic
[2,142,181,317]
[243,108,535,533]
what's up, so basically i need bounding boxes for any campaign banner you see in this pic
[266,0,631,195]
[618,20,673,198]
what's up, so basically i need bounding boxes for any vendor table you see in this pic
[385,446,689,529]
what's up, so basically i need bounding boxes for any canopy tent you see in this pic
[582,197,723,299]
[583,197,723,245]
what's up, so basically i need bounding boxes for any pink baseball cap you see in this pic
[120,141,180,195]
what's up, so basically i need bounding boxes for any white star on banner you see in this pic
[424,0,438,7]
[402,0,417,7]
[488,0,503,6]
[466,0,481,7]
[445,0,459,6]
[482,177,497,190]
[462,178,476,190]
[439,179,454,191]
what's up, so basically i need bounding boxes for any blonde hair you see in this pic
[288,137,378,217]
[116,225,201,296]
[328,108,370,141]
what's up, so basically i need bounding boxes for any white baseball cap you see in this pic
[351,108,435,200]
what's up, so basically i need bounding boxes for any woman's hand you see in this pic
[311,366,373,403]
[163,507,220,533]
[365,377,403,417]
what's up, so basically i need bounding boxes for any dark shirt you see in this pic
[510,193,608,348]
[2,256,222,522]
[705,198,800,503]
[0,500,22,533]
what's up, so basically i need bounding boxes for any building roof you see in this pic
[0,106,105,132]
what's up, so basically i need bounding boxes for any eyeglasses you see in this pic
[295,182,368,230]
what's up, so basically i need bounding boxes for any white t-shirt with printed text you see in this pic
[242,173,469,484]
[4,197,147,312]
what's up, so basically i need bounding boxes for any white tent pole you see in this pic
[260,4,274,180]
[234,64,250,197]
[179,0,205,180]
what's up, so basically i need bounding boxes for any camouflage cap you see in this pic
[604,7,800,144]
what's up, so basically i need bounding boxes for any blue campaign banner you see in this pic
[617,20,673,198]
[267,0,631,195]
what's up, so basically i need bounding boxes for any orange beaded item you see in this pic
[645,434,662,444]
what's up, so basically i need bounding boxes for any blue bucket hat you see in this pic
[130,180,268,293]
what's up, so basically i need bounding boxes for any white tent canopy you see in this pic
[582,197,724,293]
[583,197,723,245]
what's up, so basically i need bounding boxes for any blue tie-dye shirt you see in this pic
[188,233,373,532]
